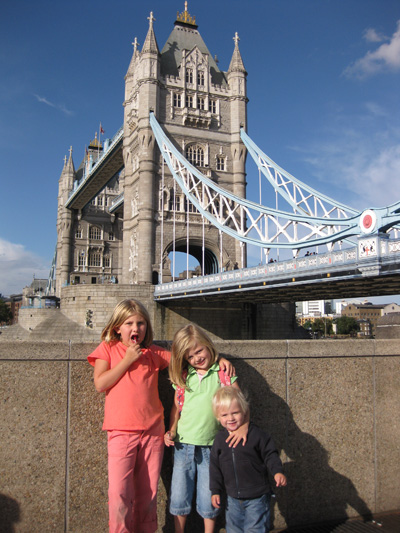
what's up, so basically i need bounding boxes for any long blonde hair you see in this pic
[169,324,218,388]
[101,299,153,347]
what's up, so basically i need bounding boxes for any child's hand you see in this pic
[211,495,221,509]
[125,344,142,364]
[219,357,235,377]
[226,421,248,448]
[164,430,176,447]
[274,473,287,487]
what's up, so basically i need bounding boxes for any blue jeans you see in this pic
[169,443,220,520]
[225,493,271,533]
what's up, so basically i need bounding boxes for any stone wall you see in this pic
[59,284,301,340]
[0,339,399,532]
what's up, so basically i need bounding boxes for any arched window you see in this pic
[186,145,204,167]
[89,226,101,240]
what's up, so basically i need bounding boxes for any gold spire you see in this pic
[176,1,196,26]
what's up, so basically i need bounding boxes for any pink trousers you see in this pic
[107,425,164,533]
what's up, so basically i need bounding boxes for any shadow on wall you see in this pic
[158,359,373,531]
[0,493,20,533]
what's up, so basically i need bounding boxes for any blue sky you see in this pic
[1,0,400,302]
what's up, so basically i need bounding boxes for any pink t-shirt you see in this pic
[88,341,171,431]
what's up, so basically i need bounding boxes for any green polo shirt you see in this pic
[175,362,237,446]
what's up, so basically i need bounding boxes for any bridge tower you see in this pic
[56,148,75,293]
[122,4,248,284]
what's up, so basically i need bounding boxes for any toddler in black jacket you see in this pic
[210,386,287,533]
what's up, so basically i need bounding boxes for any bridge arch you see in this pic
[163,236,227,278]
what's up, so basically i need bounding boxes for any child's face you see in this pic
[185,342,212,374]
[115,313,147,346]
[217,399,245,433]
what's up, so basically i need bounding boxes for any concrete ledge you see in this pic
[0,339,399,532]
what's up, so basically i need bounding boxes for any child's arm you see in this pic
[164,390,180,447]
[93,344,142,392]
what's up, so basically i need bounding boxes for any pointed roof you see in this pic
[160,5,227,86]
[228,32,247,74]
[126,36,141,76]
[65,146,75,174]
[142,11,160,54]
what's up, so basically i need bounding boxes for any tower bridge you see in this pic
[53,4,400,338]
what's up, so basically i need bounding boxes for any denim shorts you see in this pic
[169,443,220,520]
[226,493,271,533]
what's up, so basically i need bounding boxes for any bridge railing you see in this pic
[155,235,400,297]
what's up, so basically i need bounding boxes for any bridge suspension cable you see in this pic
[150,113,400,255]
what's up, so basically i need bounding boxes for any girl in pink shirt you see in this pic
[88,299,233,533]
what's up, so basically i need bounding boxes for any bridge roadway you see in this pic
[155,235,400,303]
[65,127,124,210]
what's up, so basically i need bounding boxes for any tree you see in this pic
[334,316,360,335]
[0,298,12,324]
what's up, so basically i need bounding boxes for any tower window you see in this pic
[89,226,102,240]
[186,69,193,84]
[89,252,101,267]
[198,97,205,111]
[78,252,85,266]
[217,156,226,171]
[197,70,205,86]
[109,232,114,241]
[186,145,204,167]
[186,95,194,108]
[173,93,182,108]
[209,100,217,114]
[75,226,82,239]
[168,194,181,212]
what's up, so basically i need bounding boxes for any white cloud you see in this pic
[363,28,387,43]
[344,20,400,78]
[0,239,50,297]
[299,135,400,210]
[34,93,73,116]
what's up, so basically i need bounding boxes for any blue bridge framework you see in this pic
[55,113,400,302]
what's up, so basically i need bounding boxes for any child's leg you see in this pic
[203,517,216,533]
[242,493,270,533]
[169,443,196,521]
[107,430,140,533]
[131,427,164,533]
[225,496,245,533]
[195,446,219,529]
[174,514,187,533]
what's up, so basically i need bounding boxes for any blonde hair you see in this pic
[212,386,249,419]
[169,324,218,388]
[101,299,153,347]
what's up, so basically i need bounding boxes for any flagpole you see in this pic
[98,123,101,160]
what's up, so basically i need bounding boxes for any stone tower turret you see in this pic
[56,148,75,296]
[227,32,248,266]
[123,12,161,284]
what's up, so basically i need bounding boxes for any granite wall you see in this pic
[0,339,399,532]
